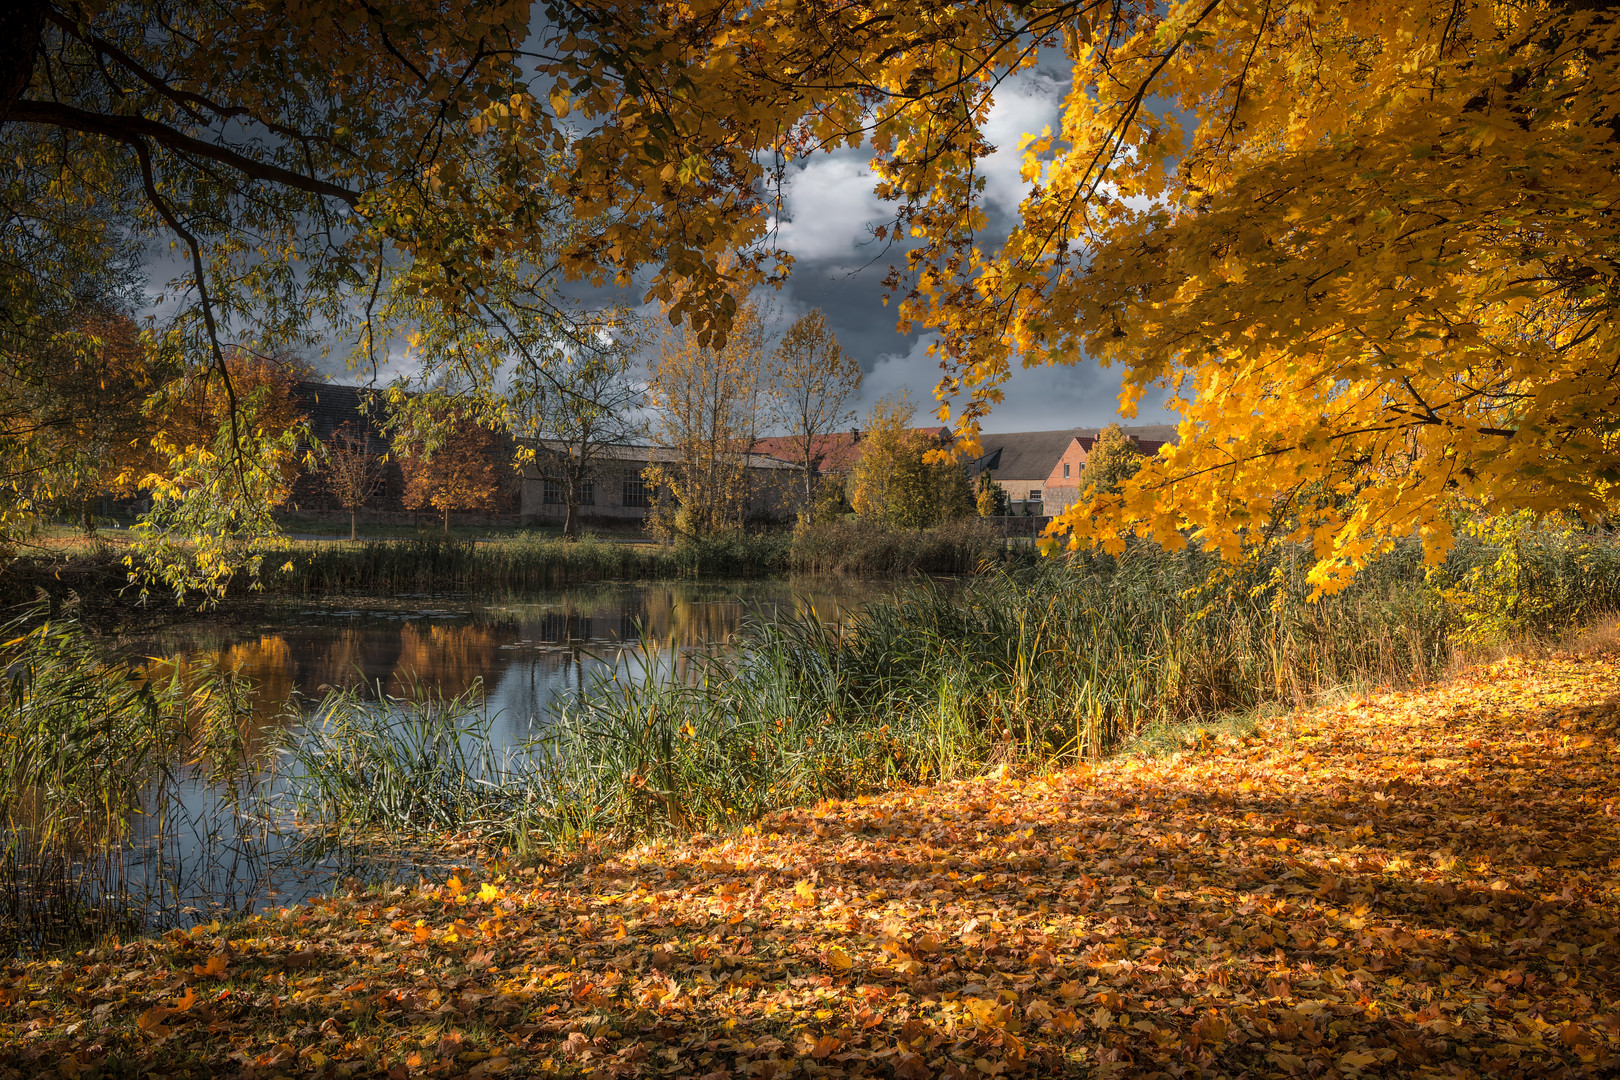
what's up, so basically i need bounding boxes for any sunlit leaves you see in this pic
[8,648,1620,1076]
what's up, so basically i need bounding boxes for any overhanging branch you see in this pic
[6,98,362,207]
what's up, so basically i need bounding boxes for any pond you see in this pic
[8,577,880,949]
[137,577,876,743]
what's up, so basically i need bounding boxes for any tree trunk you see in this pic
[0,0,45,125]
[563,499,578,538]
[443,507,450,535]
[350,508,358,542]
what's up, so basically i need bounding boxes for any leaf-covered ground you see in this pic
[8,653,1620,1079]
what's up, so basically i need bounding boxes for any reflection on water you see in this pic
[144,579,871,744]
[3,579,878,949]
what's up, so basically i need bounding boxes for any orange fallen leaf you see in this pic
[193,954,228,979]
[135,1006,171,1038]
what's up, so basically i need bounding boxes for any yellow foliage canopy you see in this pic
[957,2,1620,592]
[546,1,1620,590]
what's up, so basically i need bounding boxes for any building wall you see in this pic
[1041,438,1094,514]
[519,461,657,523]
[993,478,1050,516]
[518,457,805,527]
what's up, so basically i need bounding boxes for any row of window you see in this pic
[540,473,650,508]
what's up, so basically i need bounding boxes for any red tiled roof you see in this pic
[752,427,951,473]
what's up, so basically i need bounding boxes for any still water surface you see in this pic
[140,577,875,739]
[20,578,878,943]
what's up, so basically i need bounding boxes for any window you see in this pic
[1028,489,1042,502]
[1062,462,1070,478]
[579,480,595,506]
[622,471,650,508]
[542,479,563,505]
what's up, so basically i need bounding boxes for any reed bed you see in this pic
[0,613,264,949]
[255,521,1004,595]
[278,528,1620,852]
[787,518,1004,575]
[257,532,794,594]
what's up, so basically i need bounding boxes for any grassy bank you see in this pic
[256,521,1005,594]
[3,519,1005,609]
[281,526,1620,854]
[10,652,1618,1079]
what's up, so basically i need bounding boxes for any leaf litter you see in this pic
[7,653,1620,1078]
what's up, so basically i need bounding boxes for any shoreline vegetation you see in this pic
[1,520,1618,954]
[0,519,1006,614]
[4,649,1619,1077]
[284,527,1620,857]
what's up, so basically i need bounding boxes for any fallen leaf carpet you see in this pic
[7,653,1620,1079]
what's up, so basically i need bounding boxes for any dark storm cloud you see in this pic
[756,70,1175,433]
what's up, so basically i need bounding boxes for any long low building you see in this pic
[518,442,804,526]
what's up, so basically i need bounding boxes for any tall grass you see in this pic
[275,682,538,835]
[282,530,1620,852]
[0,612,259,948]
[256,521,1003,595]
[258,532,796,594]
[788,517,1004,575]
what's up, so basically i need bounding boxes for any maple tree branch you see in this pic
[4,99,362,207]
[129,134,249,495]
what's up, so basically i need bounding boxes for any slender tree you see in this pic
[325,423,388,542]
[509,322,643,538]
[765,309,861,508]
[644,294,767,540]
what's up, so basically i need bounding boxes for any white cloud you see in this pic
[772,153,889,264]
[771,73,1065,268]
[978,74,1066,215]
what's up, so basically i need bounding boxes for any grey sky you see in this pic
[280,59,1172,435]
[701,69,1173,434]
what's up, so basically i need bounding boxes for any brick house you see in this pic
[968,424,1178,516]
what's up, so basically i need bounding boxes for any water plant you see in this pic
[0,611,259,948]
